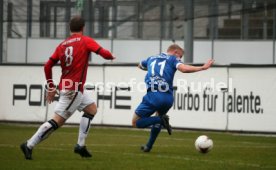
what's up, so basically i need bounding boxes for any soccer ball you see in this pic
[194,135,213,153]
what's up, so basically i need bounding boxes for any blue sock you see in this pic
[136,116,161,128]
[146,123,162,149]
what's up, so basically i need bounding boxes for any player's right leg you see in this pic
[141,122,162,153]
[132,93,162,152]
[132,110,161,152]
[141,112,162,152]
[138,92,173,152]
[134,111,162,152]
[20,114,64,160]
[20,90,82,160]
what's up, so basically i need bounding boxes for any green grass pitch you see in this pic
[0,123,276,170]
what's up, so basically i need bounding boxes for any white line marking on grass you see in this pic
[97,134,193,142]
[232,133,276,138]
[0,144,15,148]
[213,142,276,148]
[56,131,193,141]
[2,144,276,169]
[93,150,265,168]
[27,147,276,169]
[48,143,188,148]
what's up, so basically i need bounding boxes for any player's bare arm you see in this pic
[46,89,57,104]
[177,59,214,73]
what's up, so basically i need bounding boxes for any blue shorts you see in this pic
[135,91,174,118]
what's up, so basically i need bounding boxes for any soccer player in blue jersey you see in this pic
[132,44,214,152]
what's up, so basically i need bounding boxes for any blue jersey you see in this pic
[140,53,182,94]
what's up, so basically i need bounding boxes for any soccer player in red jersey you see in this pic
[20,16,115,160]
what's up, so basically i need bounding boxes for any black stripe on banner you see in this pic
[65,92,79,111]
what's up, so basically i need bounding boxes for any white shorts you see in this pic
[54,90,95,119]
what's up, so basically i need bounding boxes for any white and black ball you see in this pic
[195,135,213,153]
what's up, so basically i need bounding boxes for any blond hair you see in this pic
[167,44,184,53]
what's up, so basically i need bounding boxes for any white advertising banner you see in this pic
[227,68,276,132]
[101,67,229,130]
[102,66,146,126]
[0,66,47,122]
[0,65,104,124]
[171,67,228,130]
[0,65,276,133]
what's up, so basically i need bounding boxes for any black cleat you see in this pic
[140,145,151,152]
[161,115,172,135]
[74,144,92,158]
[20,142,33,160]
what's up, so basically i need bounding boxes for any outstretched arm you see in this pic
[86,37,115,60]
[97,47,116,60]
[177,59,214,73]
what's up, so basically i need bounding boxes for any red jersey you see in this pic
[44,34,114,92]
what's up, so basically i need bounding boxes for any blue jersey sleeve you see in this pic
[171,57,183,69]
[140,58,149,70]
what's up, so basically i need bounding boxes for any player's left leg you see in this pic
[74,91,97,157]
[142,93,174,152]
[77,103,96,148]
